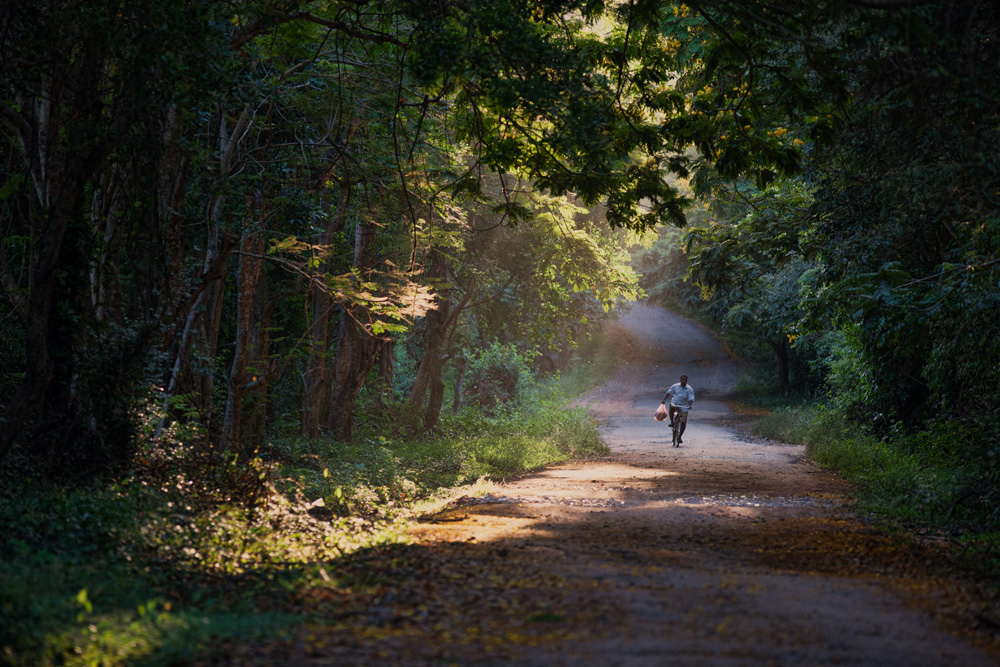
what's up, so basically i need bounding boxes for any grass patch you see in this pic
[731,372,1000,573]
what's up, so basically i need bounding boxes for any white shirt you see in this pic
[663,383,695,411]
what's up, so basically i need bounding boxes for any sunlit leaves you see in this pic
[268,236,438,336]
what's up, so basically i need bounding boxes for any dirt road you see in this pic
[302,304,998,665]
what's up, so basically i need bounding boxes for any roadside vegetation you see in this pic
[645,215,1000,574]
[733,369,1000,571]
[0,342,611,666]
[621,1,1000,577]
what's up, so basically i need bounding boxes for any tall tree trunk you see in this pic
[1,174,87,462]
[327,313,384,439]
[245,283,276,448]
[89,184,125,327]
[410,296,450,412]
[410,249,451,414]
[153,220,229,443]
[375,340,395,408]
[425,371,446,430]
[223,227,265,453]
[0,54,130,463]
[326,218,384,440]
[301,187,348,439]
[410,257,474,429]
[159,104,192,311]
[452,354,467,414]
[154,106,248,441]
[197,246,228,438]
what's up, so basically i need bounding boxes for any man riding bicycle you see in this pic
[660,375,694,444]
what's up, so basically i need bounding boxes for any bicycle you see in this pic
[669,409,688,447]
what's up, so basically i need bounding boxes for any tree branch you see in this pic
[288,12,405,46]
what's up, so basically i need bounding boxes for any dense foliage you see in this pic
[0,373,608,665]
[0,0,648,474]
[631,0,1000,541]
[681,1,999,439]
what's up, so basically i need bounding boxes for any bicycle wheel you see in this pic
[672,423,680,447]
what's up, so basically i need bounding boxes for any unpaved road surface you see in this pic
[292,304,999,666]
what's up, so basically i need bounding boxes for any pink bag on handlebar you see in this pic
[654,403,667,422]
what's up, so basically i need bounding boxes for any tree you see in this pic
[674,0,1000,434]
[687,180,817,390]
[0,0,238,471]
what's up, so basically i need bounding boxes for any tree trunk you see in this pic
[153,220,229,443]
[89,184,125,327]
[300,121,357,438]
[410,297,450,412]
[425,372,446,429]
[154,105,250,441]
[0,44,134,465]
[374,340,395,408]
[452,354,467,414]
[301,188,348,439]
[327,312,384,439]
[223,227,265,453]
[326,218,384,440]
[245,280,276,448]
[158,104,192,311]
[410,258,475,429]
[0,178,85,462]
[769,338,790,393]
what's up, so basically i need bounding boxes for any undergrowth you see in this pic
[0,373,608,666]
[733,370,1000,574]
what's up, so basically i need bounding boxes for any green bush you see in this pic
[748,400,1000,542]
[460,399,606,477]
[464,342,535,411]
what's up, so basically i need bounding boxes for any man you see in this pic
[660,375,694,443]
